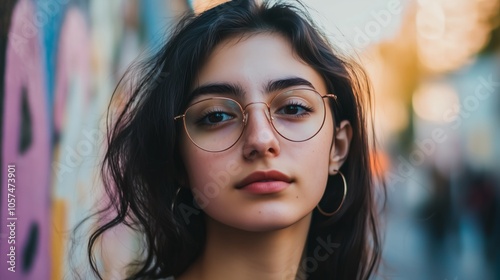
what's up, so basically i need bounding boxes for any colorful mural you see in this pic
[0,0,188,279]
[1,0,51,278]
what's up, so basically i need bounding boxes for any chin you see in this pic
[226,209,311,232]
[241,222,298,232]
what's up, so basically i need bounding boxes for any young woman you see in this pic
[87,0,383,279]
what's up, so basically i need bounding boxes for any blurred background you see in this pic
[0,0,499,279]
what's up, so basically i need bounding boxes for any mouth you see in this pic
[235,170,293,194]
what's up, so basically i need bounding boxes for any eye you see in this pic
[196,110,236,126]
[275,101,314,117]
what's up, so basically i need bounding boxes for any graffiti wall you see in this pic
[0,0,188,279]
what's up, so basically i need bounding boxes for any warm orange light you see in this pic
[371,150,390,178]
[416,0,500,73]
[192,0,231,14]
[412,81,460,123]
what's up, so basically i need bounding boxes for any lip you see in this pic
[236,170,293,194]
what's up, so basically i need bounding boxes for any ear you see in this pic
[329,120,353,175]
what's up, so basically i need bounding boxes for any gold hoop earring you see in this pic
[316,170,347,216]
[171,187,182,213]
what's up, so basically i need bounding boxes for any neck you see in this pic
[180,213,312,280]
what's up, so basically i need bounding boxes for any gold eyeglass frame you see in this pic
[174,88,337,152]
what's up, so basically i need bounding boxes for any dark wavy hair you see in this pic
[85,0,383,279]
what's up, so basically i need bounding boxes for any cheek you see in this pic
[294,138,331,197]
[294,119,334,197]
[181,144,241,207]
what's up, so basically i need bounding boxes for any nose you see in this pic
[241,102,280,160]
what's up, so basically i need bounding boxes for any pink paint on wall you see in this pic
[1,0,51,279]
[54,8,90,134]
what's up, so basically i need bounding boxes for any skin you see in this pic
[178,33,352,280]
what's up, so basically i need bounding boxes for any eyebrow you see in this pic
[190,83,245,98]
[189,77,315,98]
[265,77,315,93]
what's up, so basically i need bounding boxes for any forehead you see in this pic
[194,33,327,96]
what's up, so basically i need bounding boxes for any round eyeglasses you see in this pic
[174,88,337,152]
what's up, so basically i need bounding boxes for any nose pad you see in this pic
[241,102,280,150]
[242,102,272,126]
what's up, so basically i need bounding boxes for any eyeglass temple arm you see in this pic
[324,94,337,100]
[174,114,185,120]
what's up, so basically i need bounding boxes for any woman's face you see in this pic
[180,33,336,232]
